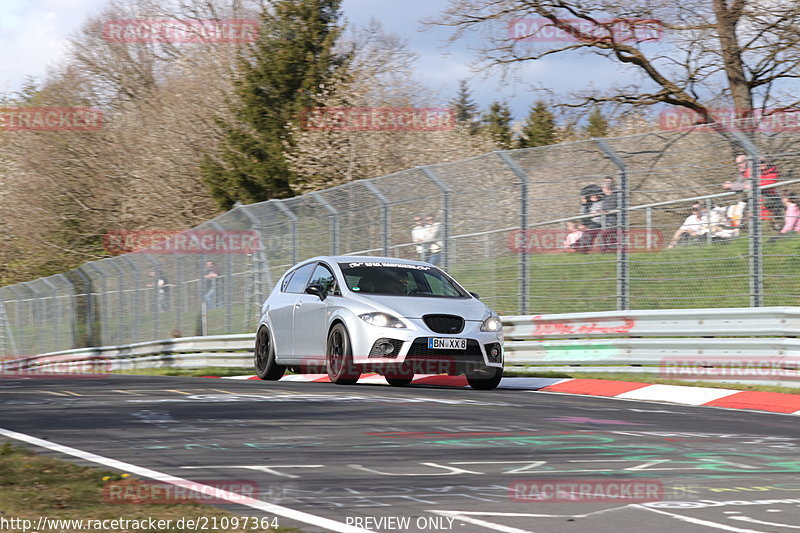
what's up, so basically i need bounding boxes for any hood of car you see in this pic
[354,294,489,320]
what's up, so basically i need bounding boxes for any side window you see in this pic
[281,270,295,292]
[284,263,316,293]
[308,264,339,296]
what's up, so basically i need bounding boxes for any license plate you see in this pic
[427,338,467,350]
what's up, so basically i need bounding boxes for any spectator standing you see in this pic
[723,155,749,192]
[203,260,220,310]
[145,270,169,313]
[424,214,443,265]
[759,159,783,228]
[576,187,603,252]
[411,216,427,260]
[780,191,800,234]
[600,177,619,252]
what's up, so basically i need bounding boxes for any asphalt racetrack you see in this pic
[1,374,800,533]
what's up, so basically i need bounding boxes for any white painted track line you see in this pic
[0,427,376,533]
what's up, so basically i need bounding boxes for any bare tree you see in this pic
[432,0,800,121]
[286,21,501,193]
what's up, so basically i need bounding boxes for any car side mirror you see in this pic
[469,291,480,299]
[305,284,327,301]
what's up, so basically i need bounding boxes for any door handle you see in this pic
[295,302,302,308]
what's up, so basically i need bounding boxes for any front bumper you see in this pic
[347,315,503,370]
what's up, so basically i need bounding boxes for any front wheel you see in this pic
[326,323,360,385]
[466,367,503,390]
[254,326,285,380]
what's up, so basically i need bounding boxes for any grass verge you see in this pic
[0,441,300,532]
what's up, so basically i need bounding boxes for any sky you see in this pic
[0,0,626,122]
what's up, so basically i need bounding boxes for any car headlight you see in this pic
[359,312,406,329]
[480,315,503,332]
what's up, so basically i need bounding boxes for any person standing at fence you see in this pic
[723,154,749,192]
[411,215,427,260]
[424,214,443,265]
[146,270,169,313]
[576,186,603,252]
[599,177,619,252]
[203,260,220,310]
[780,191,800,235]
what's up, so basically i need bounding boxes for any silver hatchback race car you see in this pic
[254,256,504,389]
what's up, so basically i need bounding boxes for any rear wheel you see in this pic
[326,323,360,385]
[466,367,503,390]
[254,326,285,380]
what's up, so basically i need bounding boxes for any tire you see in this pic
[254,326,286,380]
[326,323,360,385]
[466,367,503,390]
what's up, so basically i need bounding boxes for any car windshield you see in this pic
[338,262,468,298]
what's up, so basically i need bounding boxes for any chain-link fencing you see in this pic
[2,118,800,356]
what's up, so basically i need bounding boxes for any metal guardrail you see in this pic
[2,308,798,385]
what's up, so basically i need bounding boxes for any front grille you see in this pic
[423,314,464,334]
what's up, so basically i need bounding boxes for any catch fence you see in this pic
[2,118,800,356]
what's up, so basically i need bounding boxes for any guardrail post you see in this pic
[311,192,340,256]
[496,151,529,314]
[363,181,391,256]
[728,130,763,307]
[271,199,298,265]
[418,166,451,269]
[595,139,630,311]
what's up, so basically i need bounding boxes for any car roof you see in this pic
[302,255,434,268]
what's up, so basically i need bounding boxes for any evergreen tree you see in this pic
[201,0,348,208]
[584,107,609,138]
[450,80,480,134]
[481,101,513,149]
[518,101,556,148]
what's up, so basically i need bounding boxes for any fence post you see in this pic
[363,181,391,256]
[0,291,18,356]
[271,199,298,265]
[496,151,529,314]
[237,203,273,329]
[419,166,451,269]
[40,277,60,353]
[646,207,653,250]
[208,220,232,334]
[311,192,340,256]
[728,130,763,307]
[595,139,629,311]
[102,259,126,346]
